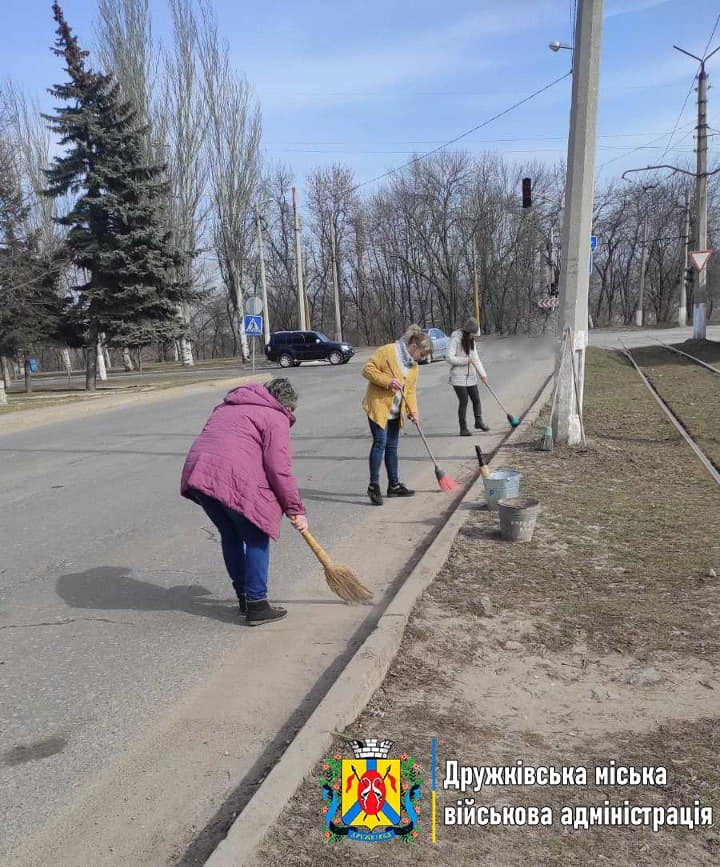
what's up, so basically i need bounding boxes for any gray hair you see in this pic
[265,377,299,411]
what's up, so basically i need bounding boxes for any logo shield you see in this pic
[341,758,402,831]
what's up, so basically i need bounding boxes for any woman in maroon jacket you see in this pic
[181,378,307,626]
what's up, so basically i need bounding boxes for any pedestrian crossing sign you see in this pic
[244,314,263,335]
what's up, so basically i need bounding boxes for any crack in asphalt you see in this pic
[0,617,136,630]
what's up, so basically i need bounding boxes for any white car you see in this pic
[421,328,450,363]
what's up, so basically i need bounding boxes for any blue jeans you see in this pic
[192,490,270,602]
[368,418,400,487]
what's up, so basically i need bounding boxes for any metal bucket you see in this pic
[498,497,541,542]
[483,469,522,511]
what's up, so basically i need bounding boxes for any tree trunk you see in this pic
[1,356,12,389]
[0,376,6,406]
[122,347,134,371]
[86,341,97,392]
[179,336,194,366]
[97,340,108,381]
[171,340,180,362]
[136,349,144,372]
[24,357,33,394]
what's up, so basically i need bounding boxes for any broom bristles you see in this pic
[436,469,460,491]
[324,563,373,603]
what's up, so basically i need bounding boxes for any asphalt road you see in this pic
[0,335,553,864]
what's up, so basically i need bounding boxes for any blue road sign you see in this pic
[590,235,598,251]
[244,314,263,335]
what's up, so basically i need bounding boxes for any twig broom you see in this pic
[299,530,373,603]
[398,387,459,491]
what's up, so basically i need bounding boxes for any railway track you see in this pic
[620,341,720,486]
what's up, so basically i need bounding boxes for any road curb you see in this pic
[204,373,554,867]
[0,374,265,435]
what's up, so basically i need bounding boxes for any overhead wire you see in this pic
[351,70,572,193]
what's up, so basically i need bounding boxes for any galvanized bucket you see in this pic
[482,469,522,511]
[498,496,541,542]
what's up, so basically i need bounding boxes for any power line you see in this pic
[660,13,720,162]
[352,70,572,193]
[597,122,695,171]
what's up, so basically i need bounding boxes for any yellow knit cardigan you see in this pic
[362,343,419,429]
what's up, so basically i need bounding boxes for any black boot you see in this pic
[367,483,383,506]
[474,418,490,432]
[459,427,471,436]
[246,599,287,626]
[237,594,247,615]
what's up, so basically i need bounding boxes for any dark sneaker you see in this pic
[237,594,247,615]
[459,428,472,436]
[246,599,287,626]
[475,419,490,431]
[387,482,415,497]
[367,484,383,506]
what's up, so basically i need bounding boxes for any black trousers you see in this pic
[453,385,483,431]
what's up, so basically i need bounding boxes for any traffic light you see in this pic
[522,177,532,209]
[685,266,694,287]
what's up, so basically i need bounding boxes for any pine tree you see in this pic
[43,3,194,390]
[0,135,64,394]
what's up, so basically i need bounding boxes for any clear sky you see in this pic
[4,1,719,192]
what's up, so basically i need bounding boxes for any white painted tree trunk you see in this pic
[0,377,6,406]
[97,340,108,381]
[61,348,72,373]
[240,317,249,361]
[122,348,134,371]
[180,336,194,366]
[1,356,13,387]
[171,340,180,362]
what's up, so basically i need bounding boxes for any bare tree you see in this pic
[199,1,262,360]
[164,0,210,365]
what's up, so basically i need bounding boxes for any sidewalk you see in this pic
[253,347,720,866]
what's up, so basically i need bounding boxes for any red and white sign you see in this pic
[689,250,713,272]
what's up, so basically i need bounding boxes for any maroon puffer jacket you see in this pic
[181,384,306,540]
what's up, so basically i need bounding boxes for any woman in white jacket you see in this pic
[447,317,489,436]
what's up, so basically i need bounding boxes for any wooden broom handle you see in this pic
[299,529,333,569]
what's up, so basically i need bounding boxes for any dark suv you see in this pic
[265,331,355,368]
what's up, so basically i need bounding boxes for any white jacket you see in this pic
[447,330,487,387]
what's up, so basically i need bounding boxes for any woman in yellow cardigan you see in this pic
[362,324,432,506]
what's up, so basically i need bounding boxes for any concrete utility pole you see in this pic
[553,0,604,445]
[671,44,720,338]
[472,237,481,325]
[330,219,343,342]
[256,211,271,344]
[635,215,649,327]
[292,186,307,330]
[679,191,690,326]
[694,56,709,339]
